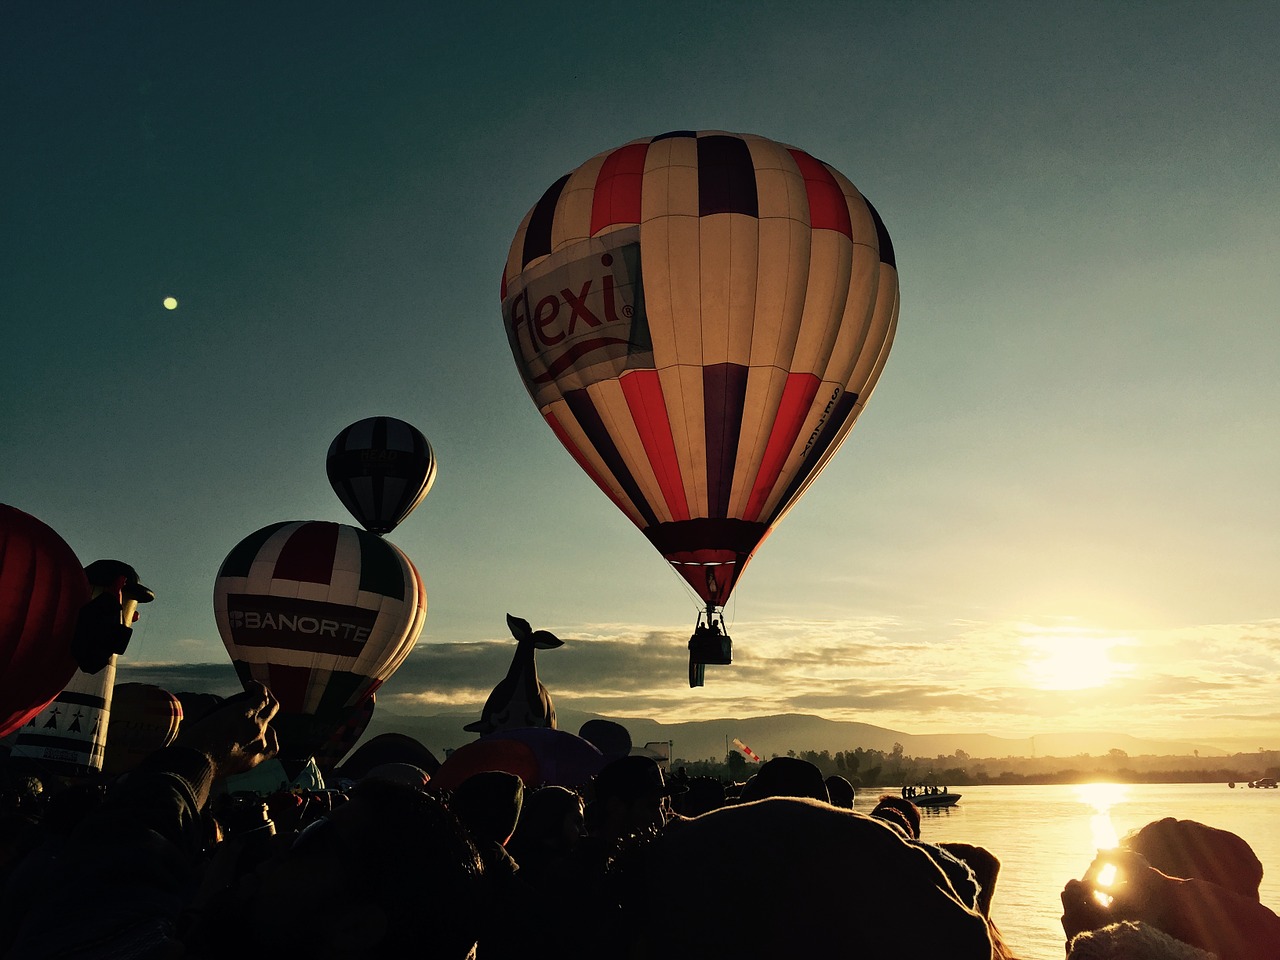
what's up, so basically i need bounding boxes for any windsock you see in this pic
[732,738,763,763]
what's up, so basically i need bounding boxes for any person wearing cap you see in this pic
[71,559,155,673]
[588,755,685,842]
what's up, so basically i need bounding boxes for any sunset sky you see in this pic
[4,2,1277,753]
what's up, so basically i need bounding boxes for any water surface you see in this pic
[853,783,1280,960]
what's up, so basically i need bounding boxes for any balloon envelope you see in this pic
[337,731,440,779]
[327,417,437,535]
[500,131,898,605]
[213,521,426,758]
[312,692,376,775]
[432,737,540,793]
[0,505,88,737]
[103,682,183,775]
[484,727,606,789]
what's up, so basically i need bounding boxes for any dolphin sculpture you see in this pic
[464,613,563,735]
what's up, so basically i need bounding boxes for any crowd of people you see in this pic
[2,684,1278,959]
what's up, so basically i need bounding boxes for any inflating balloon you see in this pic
[337,731,440,779]
[102,683,183,775]
[432,737,540,793]
[0,505,88,736]
[327,417,437,535]
[483,727,606,789]
[213,520,426,759]
[500,131,898,684]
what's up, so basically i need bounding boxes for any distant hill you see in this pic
[361,708,1227,764]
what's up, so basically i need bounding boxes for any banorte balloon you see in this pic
[0,505,87,736]
[499,131,898,684]
[213,520,426,760]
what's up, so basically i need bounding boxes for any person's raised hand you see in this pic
[1062,848,1178,942]
[176,682,280,779]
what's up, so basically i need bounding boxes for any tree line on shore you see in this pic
[671,742,1280,787]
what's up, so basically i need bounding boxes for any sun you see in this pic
[1022,628,1133,691]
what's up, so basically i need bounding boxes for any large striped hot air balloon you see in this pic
[213,521,426,759]
[499,131,898,679]
[326,417,437,536]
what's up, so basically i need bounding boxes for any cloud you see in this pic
[118,617,1280,747]
[117,661,242,694]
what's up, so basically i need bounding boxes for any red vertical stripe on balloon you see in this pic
[273,522,338,585]
[590,141,650,235]
[788,149,852,238]
[743,372,822,522]
[620,370,689,522]
[772,391,860,524]
[544,411,634,521]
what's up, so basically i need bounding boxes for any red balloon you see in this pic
[432,738,540,793]
[0,505,89,737]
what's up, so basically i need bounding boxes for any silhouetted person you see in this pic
[588,755,683,842]
[824,774,856,809]
[737,756,828,803]
[1061,818,1280,960]
[624,797,992,959]
[2,683,485,959]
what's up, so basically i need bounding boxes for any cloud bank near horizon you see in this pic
[120,615,1280,745]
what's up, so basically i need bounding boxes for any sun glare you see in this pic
[1075,782,1128,850]
[1022,629,1132,691]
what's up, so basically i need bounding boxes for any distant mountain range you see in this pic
[363,708,1229,764]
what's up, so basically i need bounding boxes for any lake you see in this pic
[851,782,1280,960]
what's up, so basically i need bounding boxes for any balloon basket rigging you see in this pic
[688,604,731,688]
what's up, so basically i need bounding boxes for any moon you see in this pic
[163,297,178,310]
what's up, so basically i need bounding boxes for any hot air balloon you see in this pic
[102,683,183,775]
[213,520,426,759]
[499,131,898,684]
[0,505,88,736]
[326,417,437,535]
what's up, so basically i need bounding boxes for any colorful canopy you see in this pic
[213,520,426,757]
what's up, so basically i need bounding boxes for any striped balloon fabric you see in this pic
[326,417,437,535]
[213,521,425,737]
[500,130,898,606]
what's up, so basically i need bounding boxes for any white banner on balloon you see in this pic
[10,658,116,776]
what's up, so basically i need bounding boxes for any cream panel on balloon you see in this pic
[726,365,792,519]
[553,153,606,248]
[790,230,855,376]
[701,215,742,368]
[661,363,708,519]
[749,216,811,370]
[546,398,647,528]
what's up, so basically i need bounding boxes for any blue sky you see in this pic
[4,2,1278,749]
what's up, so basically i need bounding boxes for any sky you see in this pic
[4,1,1278,752]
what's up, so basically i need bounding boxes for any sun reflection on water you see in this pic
[1075,782,1128,850]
